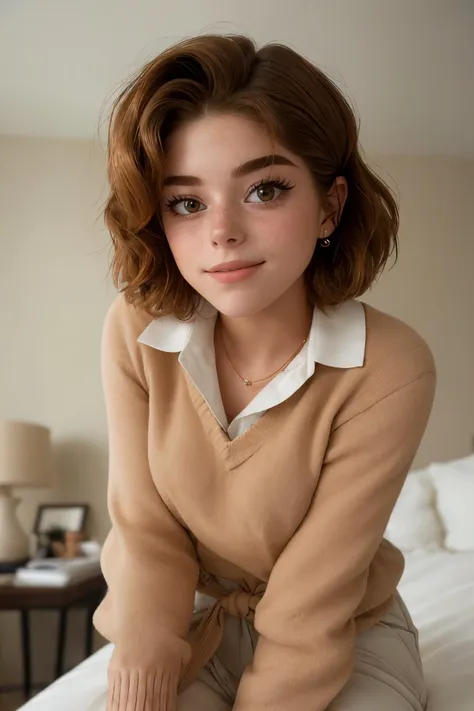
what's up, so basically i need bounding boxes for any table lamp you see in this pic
[0,420,52,564]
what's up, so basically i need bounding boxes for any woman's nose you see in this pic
[209,206,246,248]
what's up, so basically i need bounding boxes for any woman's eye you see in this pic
[170,198,205,215]
[246,184,281,203]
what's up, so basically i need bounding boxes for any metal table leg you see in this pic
[85,605,94,658]
[20,610,31,698]
[55,608,67,679]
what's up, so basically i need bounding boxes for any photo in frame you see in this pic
[33,503,89,535]
[32,503,90,558]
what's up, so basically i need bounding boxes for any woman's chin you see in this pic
[204,292,276,320]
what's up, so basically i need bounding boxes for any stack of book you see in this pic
[14,543,101,587]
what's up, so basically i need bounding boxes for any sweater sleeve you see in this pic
[93,298,199,711]
[234,366,436,711]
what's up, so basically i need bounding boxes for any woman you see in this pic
[93,34,435,711]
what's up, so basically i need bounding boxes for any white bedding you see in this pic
[399,551,474,710]
[17,551,474,711]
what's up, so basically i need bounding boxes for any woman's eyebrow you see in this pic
[162,154,298,187]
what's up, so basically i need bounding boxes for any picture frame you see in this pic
[33,503,89,536]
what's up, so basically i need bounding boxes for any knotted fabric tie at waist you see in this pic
[178,576,266,692]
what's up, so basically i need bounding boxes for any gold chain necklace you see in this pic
[219,328,307,387]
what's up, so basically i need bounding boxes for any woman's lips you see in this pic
[206,262,264,283]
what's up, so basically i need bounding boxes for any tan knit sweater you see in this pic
[93,295,436,711]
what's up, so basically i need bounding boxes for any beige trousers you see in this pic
[178,591,427,711]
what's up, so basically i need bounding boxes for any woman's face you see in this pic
[160,112,328,318]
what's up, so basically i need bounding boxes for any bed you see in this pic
[16,455,474,711]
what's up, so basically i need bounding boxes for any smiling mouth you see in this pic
[207,261,264,273]
[206,261,264,283]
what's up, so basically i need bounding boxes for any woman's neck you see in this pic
[216,280,313,379]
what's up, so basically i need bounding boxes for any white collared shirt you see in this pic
[138,301,366,440]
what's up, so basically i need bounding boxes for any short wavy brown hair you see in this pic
[104,34,399,319]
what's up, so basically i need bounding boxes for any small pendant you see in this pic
[243,379,252,386]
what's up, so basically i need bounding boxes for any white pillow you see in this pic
[385,468,444,552]
[430,454,474,552]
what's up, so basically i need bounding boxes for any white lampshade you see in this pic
[0,420,52,488]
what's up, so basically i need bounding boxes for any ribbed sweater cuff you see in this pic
[107,667,179,711]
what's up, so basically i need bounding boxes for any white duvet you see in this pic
[17,551,474,711]
[399,551,474,710]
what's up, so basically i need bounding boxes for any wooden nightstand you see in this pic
[0,573,107,698]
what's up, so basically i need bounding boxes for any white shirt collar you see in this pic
[137,299,366,369]
[137,300,365,437]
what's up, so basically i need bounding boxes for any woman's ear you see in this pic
[322,176,348,234]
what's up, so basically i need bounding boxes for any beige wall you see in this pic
[0,137,473,688]
[0,136,113,687]
[363,155,474,464]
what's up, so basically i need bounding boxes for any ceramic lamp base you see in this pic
[0,486,29,563]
